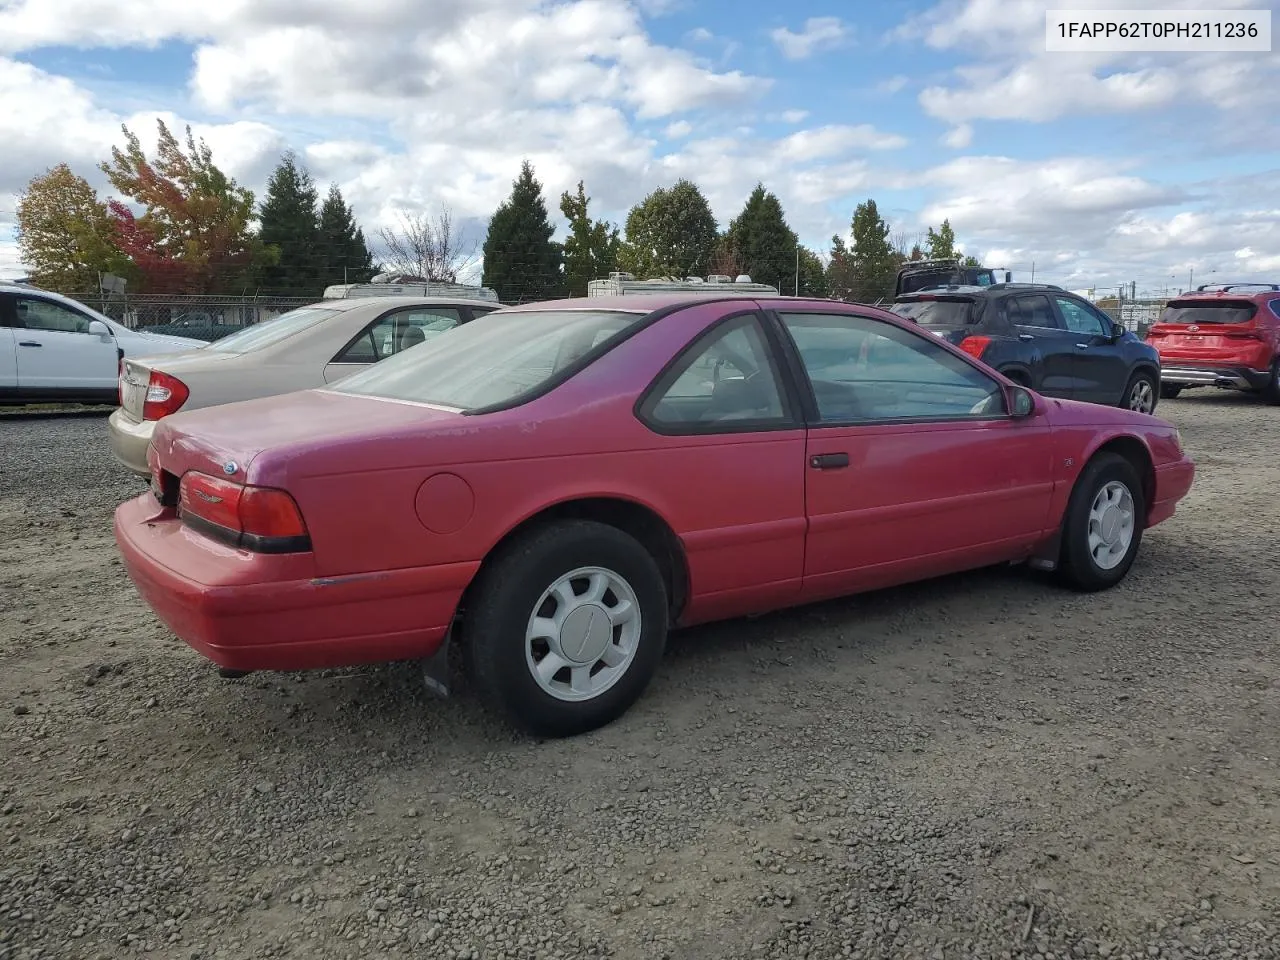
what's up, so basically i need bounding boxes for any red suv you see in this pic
[1146,283,1280,402]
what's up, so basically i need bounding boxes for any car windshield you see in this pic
[890,298,975,326]
[1160,300,1256,325]
[333,308,649,410]
[206,306,341,353]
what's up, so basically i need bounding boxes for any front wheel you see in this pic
[1122,372,1158,415]
[1159,383,1183,400]
[464,520,669,738]
[1057,453,1146,592]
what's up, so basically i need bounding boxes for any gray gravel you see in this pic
[2,394,1279,960]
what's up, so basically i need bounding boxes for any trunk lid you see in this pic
[118,351,242,421]
[150,388,463,487]
[1146,298,1262,362]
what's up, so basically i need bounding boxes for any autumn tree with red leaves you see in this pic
[99,119,271,294]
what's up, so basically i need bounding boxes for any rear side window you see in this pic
[889,299,975,327]
[1005,295,1058,329]
[1160,300,1257,325]
[1270,299,1280,320]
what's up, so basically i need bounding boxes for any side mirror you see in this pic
[1008,385,1036,417]
[1004,271,1012,283]
[88,319,112,341]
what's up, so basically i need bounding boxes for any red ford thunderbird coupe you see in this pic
[114,294,1195,737]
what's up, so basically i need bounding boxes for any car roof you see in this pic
[497,294,867,313]
[317,295,503,312]
[897,282,1067,301]
[1171,284,1280,302]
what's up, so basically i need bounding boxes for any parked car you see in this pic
[1144,283,1280,402]
[114,294,1195,738]
[889,283,1163,413]
[0,283,203,405]
[107,295,501,476]
[894,258,1010,297]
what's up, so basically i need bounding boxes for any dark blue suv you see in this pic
[889,283,1163,413]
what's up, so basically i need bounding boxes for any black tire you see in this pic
[1159,383,1183,400]
[1264,359,1280,404]
[463,520,668,738]
[1057,452,1146,592]
[1121,371,1158,415]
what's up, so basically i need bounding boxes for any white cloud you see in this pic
[875,75,909,95]
[664,120,693,138]
[940,123,973,149]
[769,17,850,60]
[779,109,809,124]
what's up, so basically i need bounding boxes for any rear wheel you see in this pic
[464,520,668,738]
[1264,359,1280,404]
[1057,452,1146,592]
[1159,383,1183,400]
[1122,371,1158,415]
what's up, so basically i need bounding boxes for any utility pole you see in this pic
[1031,260,1035,282]
[1189,267,1193,290]
[795,245,800,296]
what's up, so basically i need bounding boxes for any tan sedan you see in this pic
[108,295,500,476]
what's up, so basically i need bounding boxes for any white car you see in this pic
[107,295,501,476]
[0,283,204,405]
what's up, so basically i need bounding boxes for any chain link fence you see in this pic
[1095,298,1168,338]
[69,293,314,341]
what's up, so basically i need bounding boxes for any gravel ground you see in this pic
[2,394,1279,960]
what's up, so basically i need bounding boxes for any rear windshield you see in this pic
[889,298,975,326]
[333,308,648,410]
[207,306,340,353]
[1160,300,1256,325]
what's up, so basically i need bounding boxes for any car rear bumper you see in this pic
[1159,364,1271,390]
[113,493,478,672]
[107,409,156,476]
[1148,455,1195,527]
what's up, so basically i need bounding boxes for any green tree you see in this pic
[258,152,320,296]
[961,254,981,266]
[99,119,268,293]
[482,160,564,303]
[925,218,957,260]
[797,247,829,298]
[826,235,857,301]
[559,180,620,297]
[318,183,375,286]
[725,183,798,291]
[848,199,898,302]
[618,179,718,279]
[15,163,131,291]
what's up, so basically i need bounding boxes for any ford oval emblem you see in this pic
[223,461,238,476]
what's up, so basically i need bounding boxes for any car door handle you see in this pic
[809,452,850,470]
[17,341,41,347]
[1018,333,1034,341]
[1075,343,1088,349]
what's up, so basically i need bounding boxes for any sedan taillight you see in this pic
[178,472,311,553]
[142,370,189,421]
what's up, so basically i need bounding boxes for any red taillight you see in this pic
[142,369,189,421]
[178,472,310,552]
[1225,331,1263,340]
[957,335,991,359]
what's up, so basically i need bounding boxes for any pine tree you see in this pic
[826,235,857,301]
[559,180,620,297]
[258,152,320,296]
[618,179,718,279]
[848,199,898,302]
[725,183,798,292]
[318,183,375,286]
[797,247,829,298]
[482,160,564,303]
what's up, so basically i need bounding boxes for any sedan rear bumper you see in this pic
[1159,364,1271,391]
[113,493,478,672]
[107,409,156,477]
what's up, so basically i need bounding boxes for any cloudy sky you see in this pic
[1,0,1278,295]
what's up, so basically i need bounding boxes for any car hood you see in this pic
[151,388,466,485]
